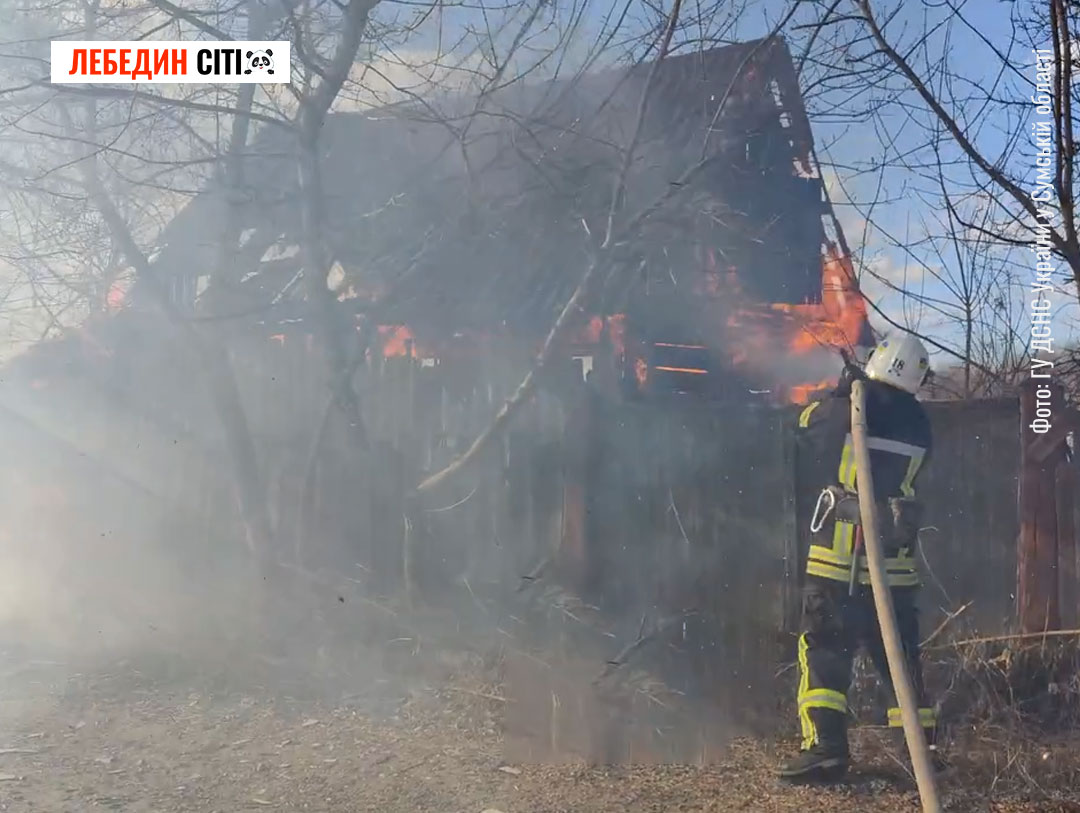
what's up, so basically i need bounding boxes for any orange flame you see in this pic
[576,315,605,345]
[567,314,628,359]
[378,325,428,358]
[788,379,834,405]
[819,242,869,347]
[633,357,648,389]
[357,243,867,405]
[710,242,870,403]
[106,279,128,310]
[606,314,627,359]
[654,365,708,375]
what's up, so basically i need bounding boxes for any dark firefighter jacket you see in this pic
[796,377,932,589]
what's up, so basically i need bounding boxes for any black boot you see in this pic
[778,743,849,783]
[779,708,849,784]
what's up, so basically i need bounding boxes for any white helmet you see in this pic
[863,332,930,394]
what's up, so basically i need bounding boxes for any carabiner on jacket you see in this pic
[809,487,836,534]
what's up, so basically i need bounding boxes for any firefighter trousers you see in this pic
[796,575,936,753]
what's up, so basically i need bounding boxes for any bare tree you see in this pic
[4,0,773,540]
[292,0,382,451]
[0,0,873,609]
[831,135,1032,398]
[762,0,1080,396]
[848,0,1080,305]
[415,0,804,493]
[0,0,303,553]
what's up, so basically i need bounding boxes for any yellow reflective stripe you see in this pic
[882,571,921,588]
[798,401,821,428]
[899,452,924,498]
[806,559,850,583]
[838,433,926,496]
[809,544,917,571]
[806,557,921,588]
[887,707,936,722]
[797,634,815,749]
[889,556,917,572]
[831,521,856,556]
[837,437,856,488]
[809,544,851,566]
[888,707,936,728]
[799,688,847,714]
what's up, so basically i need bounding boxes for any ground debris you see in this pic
[1,645,1079,813]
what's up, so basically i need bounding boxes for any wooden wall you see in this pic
[0,334,1031,737]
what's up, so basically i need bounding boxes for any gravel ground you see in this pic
[0,654,1078,813]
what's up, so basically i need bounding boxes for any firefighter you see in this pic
[779,332,937,783]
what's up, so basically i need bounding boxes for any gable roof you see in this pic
[147,37,830,342]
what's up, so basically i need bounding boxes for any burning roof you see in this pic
[101,37,870,406]
[145,39,837,330]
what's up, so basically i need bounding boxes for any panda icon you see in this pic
[245,49,274,75]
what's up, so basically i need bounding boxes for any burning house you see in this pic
[0,38,884,624]
[132,36,872,407]
[0,38,1038,765]
[0,38,885,670]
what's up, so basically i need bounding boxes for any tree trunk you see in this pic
[296,127,369,449]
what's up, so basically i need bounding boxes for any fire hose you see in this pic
[850,379,942,813]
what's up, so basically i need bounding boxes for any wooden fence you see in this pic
[0,333,1045,748]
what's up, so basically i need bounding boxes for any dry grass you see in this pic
[3,579,1080,812]
[924,635,1080,799]
[2,649,1079,813]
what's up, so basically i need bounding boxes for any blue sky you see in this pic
[720,1,1072,370]
[413,0,1069,367]
[3,0,1060,370]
